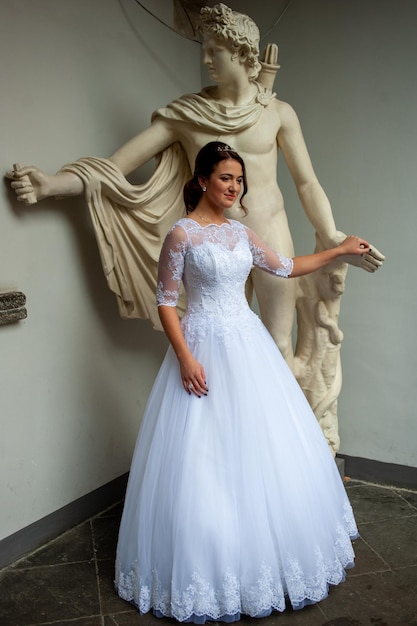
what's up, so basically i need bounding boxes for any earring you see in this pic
[201,186,207,192]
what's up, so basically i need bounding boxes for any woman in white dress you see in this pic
[115,142,369,623]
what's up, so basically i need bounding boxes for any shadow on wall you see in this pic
[5,182,166,353]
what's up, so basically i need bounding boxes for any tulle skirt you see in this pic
[115,312,358,622]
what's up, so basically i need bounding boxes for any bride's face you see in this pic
[202,36,243,83]
[201,159,243,210]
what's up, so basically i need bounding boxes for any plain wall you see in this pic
[1,0,416,544]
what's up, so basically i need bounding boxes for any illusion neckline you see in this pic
[184,217,232,229]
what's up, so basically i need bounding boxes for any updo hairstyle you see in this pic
[183,141,248,215]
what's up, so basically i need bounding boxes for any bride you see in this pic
[114,141,369,623]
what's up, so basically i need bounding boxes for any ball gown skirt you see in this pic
[114,308,358,623]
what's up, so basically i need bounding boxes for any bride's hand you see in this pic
[338,235,370,255]
[327,231,385,273]
[338,236,385,273]
[343,242,385,273]
[179,354,208,397]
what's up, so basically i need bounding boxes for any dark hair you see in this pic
[183,141,248,214]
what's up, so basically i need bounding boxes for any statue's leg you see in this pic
[251,267,297,369]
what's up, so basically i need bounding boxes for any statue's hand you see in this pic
[6,164,51,205]
[343,243,385,273]
[326,231,385,273]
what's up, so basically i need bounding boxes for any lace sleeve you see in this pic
[156,224,188,307]
[245,226,294,278]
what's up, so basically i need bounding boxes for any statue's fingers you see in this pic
[10,179,24,188]
[370,250,385,263]
[11,180,33,193]
[363,253,383,269]
[17,192,37,205]
[368,244,385,262]
[361,258,380,272]
[10,164,37,179]
[369,259,384,270]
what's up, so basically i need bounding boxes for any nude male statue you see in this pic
[7,3,384,366]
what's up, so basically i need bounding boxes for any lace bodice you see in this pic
[156,219,293,345]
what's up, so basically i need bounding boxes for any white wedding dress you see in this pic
[115,218,358,623]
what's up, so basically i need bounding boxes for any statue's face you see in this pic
[202,36,241,83]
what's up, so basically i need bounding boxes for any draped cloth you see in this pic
[157,85,273,131]
[60,86,275,330]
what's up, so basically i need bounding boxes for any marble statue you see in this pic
[294,235,349,455]
[7,3,384,446]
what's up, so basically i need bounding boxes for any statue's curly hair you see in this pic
[197,3,261,80]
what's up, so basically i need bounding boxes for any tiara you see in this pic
[217,144,234,152]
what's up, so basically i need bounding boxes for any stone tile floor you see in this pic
[0,480,416,626]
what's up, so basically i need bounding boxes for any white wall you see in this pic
[1,0,416,543]
[0,0,200,541]
[248,0,417,467]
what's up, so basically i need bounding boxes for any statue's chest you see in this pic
[217,113,280,156]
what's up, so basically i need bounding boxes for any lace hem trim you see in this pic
[116,521,356,621]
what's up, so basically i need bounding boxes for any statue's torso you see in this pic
[171,96,287,239]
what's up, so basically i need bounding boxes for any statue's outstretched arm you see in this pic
[108,119,178,173]
[6,119,178,205]
[277,101,385,272]
[6,164,83,205]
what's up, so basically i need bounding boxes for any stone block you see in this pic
[0,291,27,325]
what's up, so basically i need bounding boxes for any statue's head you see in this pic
[197,3,261,79]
